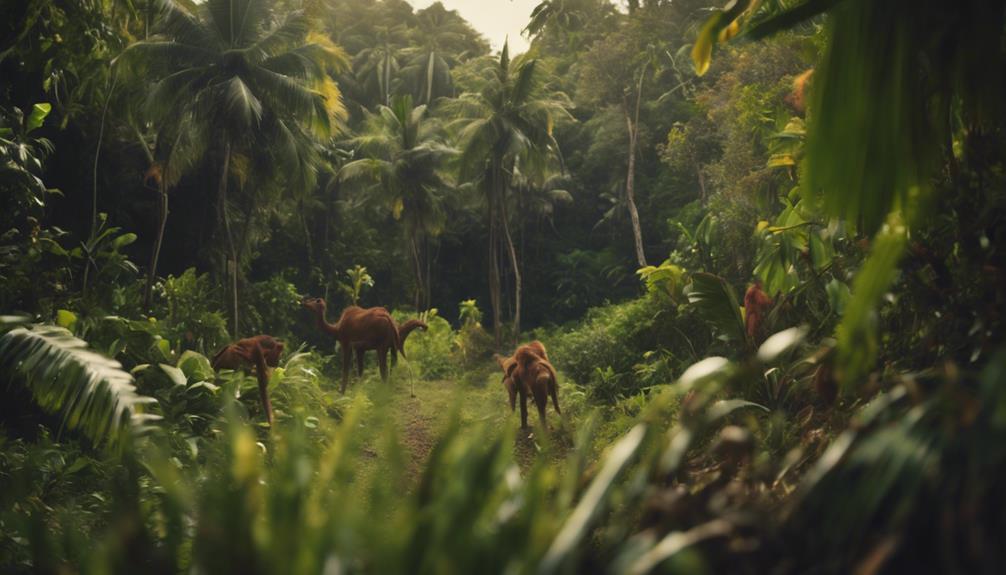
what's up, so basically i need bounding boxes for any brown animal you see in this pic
[302,297,403,393]
[355,317,428,376]
[495,340,560,428]
[744,280,773,345]
[212,335,284,425]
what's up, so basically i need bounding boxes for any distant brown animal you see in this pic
[355,317,428,376]
[744,280,773,345]
[212,335,284,425]
[495,340,560,428]
[302,297,406,393]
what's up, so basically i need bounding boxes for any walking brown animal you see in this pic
[212,335,283,425]
[495,340,560,428]
[302,297,407,393]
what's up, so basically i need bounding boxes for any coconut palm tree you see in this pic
[341,94,454,310]
[399,2,487,105]
[122,0,347,336]
[448,41,571,345]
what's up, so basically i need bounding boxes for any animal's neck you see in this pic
[313,310,340,337]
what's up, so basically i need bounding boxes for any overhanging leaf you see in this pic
[686,272,746,343]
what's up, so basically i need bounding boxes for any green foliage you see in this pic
[242,275,302,337]
[155,268,229,351]
[396,308,454,380]
[341,264,374,306]
[549,296,706,401]
[685,272,746,345]
[0,321,158,447]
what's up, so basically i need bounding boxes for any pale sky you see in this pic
[406,0,540,54]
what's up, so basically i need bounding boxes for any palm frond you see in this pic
[223,76,263,130]
[244,10,309,63]
[0,324,159,447]
[157,0,220,51]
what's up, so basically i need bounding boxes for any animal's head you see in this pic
[261,336,284,367]
[301,296,327,316]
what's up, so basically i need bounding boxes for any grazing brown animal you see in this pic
[495,340,560,428]
[302,297,403,393]
[355,317,428,376]
[212,335,283,425]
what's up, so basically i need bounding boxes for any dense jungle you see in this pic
[2,0,1005,573]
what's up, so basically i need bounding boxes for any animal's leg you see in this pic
[340,344,352,394]
[378,347,389,381]
[550,379,561,414]
[251,343,274,425]
[532,378,548,427]
[519,387,529,429]
[356,348,365,376]
[504,376,517,411]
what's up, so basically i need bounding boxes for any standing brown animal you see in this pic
[355,317,428,376]
[495,340,560,428]
[302,297,403,393]
[212,335,283,425]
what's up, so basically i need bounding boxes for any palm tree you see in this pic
[449,42,571,345]
[399,2,485,105]
[122,0,347,336]
[353,25,406,107]
[341,94,454,310]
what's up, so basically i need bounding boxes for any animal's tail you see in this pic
[383,314,402,362]
[394,318,425,359]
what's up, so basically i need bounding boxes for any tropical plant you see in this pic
[341,94,454,309]
[450,41,572,345]
[342,264,373,305]
[121,0,348,337]
[0,319,158,447]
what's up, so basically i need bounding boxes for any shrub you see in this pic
[393,309,456,380]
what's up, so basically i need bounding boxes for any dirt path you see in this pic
[343,365,574,484]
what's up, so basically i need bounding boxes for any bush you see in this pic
[153,268,229,354]
[394,309,455,380]
[548,296,710,402]
[242,275,303,338]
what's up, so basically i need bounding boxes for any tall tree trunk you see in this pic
[409,230,424,310]
[623,75,647,268]
[218,143,239,337]
[143,183,168,310]
[488,196,502,348]
[488,162,503,348]
[424,234,432,310]
[135,125,166,311]
[500,198,522,344]
[425,52,435,104]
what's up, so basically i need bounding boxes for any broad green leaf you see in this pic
[677,356,731,390]
[26,102,51,132]
[177,350,214,382]
[757,326,809,363]
[835,213,908,388]
[539,424,647,574]
[0,324,158,447]
[159,363,188,387]
[686,272,746,343]
[708,398,770,420]
[55,309,77,331]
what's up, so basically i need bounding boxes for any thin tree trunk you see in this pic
[424,234,432,310]
[500,198,521,344]
[623,89,647,268]
[218,143,239,337]
[696,165,707,204]
[426,52,435,104]
[409,231,423,310]
[134,125,166,311]
[84,68,117,296]
[488,162,503,347]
